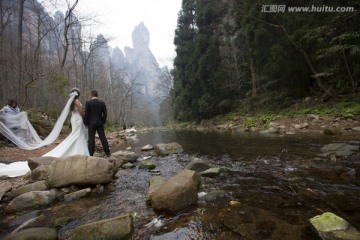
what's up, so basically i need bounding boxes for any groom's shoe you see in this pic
[106,152,111,157]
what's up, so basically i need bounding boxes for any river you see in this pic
[1,129,360,239]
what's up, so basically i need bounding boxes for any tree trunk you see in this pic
[17,0,25,102]
[249,56,258,98]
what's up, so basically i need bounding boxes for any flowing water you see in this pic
[1,129,360,239]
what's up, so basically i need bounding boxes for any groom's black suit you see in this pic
[84,98,110,156]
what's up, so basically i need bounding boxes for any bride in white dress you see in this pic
[0,88,89,177]
[42,88,89,157]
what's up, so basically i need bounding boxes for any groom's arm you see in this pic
[83,101,90,125]
[102,102,107,124]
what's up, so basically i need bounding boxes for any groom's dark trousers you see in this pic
[84,98,110,156]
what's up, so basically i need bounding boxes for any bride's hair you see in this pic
[70,88,80,111]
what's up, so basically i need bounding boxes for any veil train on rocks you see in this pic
[0,92,76,150]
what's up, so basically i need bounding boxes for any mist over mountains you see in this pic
[1,0,167,126]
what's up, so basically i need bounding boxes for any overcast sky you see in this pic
[65,0,183,68]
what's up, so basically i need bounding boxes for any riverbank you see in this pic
[1,98,360,163]
[166,98,360,136]
[1,115,359,163]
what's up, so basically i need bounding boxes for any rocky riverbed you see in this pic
[1,114,360,239]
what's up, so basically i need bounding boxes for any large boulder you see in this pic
[154,142,183,156]
[47,155,115,188]
[151,170,200,214]
[5,190,58,213]
[3,227,57,240]
[68,213,133,240]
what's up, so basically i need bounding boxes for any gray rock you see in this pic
[52,217,73,230]
[154,142,183,156]
[6,190,58,213]
[122,162,135,169]
[31,165,53,181]
[107,156,125,170]
[139,161,156,170]
[259,128,279,134]
[11,214,46,233]
[151,170,200,214]
[185,157,210,173]
[9,210,43,227]
[3,227,57,240]
[200,168,223,177]
[47,155,115,188]
[68,213,133,240]
[9,181,49,199]
[353,127,360,132]
[141,144,154,151]
[112,150,139,163]
[204,190,228,203]
[27,157,58,171]
[324,128,342,136]
[321,143,359,157]
[64,188,91,202]
[268,122,280,128]
[310,212,360,240]
[0,180,12,201]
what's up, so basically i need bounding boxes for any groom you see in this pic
[84,90,111,157]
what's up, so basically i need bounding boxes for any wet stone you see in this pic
[203,190,228,203]
[141,144,154,151]
[200,168,222,177]
[9,210,43,227]
[310,212,360,240]
[139,161,156,170]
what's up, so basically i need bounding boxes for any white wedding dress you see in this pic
[42,105,89,158]
[0,92,89,177]
[0,92,79,150]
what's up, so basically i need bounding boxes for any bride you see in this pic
[0,88,89,177]
[0,88,89,156]
[42,88,89,157]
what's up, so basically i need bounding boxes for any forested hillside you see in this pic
[172,0,359,121]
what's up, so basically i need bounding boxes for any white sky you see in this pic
[70,0,183,68]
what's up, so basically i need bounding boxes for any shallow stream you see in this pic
[1,129,360,239]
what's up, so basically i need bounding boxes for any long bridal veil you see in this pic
[0,92,78,150]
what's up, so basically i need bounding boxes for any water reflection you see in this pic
[125,129,348,160]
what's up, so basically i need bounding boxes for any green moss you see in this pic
[244,117,257,129]
[310,212,349,232]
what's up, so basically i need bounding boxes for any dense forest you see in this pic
[172,0,359,121]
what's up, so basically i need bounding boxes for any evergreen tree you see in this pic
[173,0,197,120]
[172,0,360,121]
